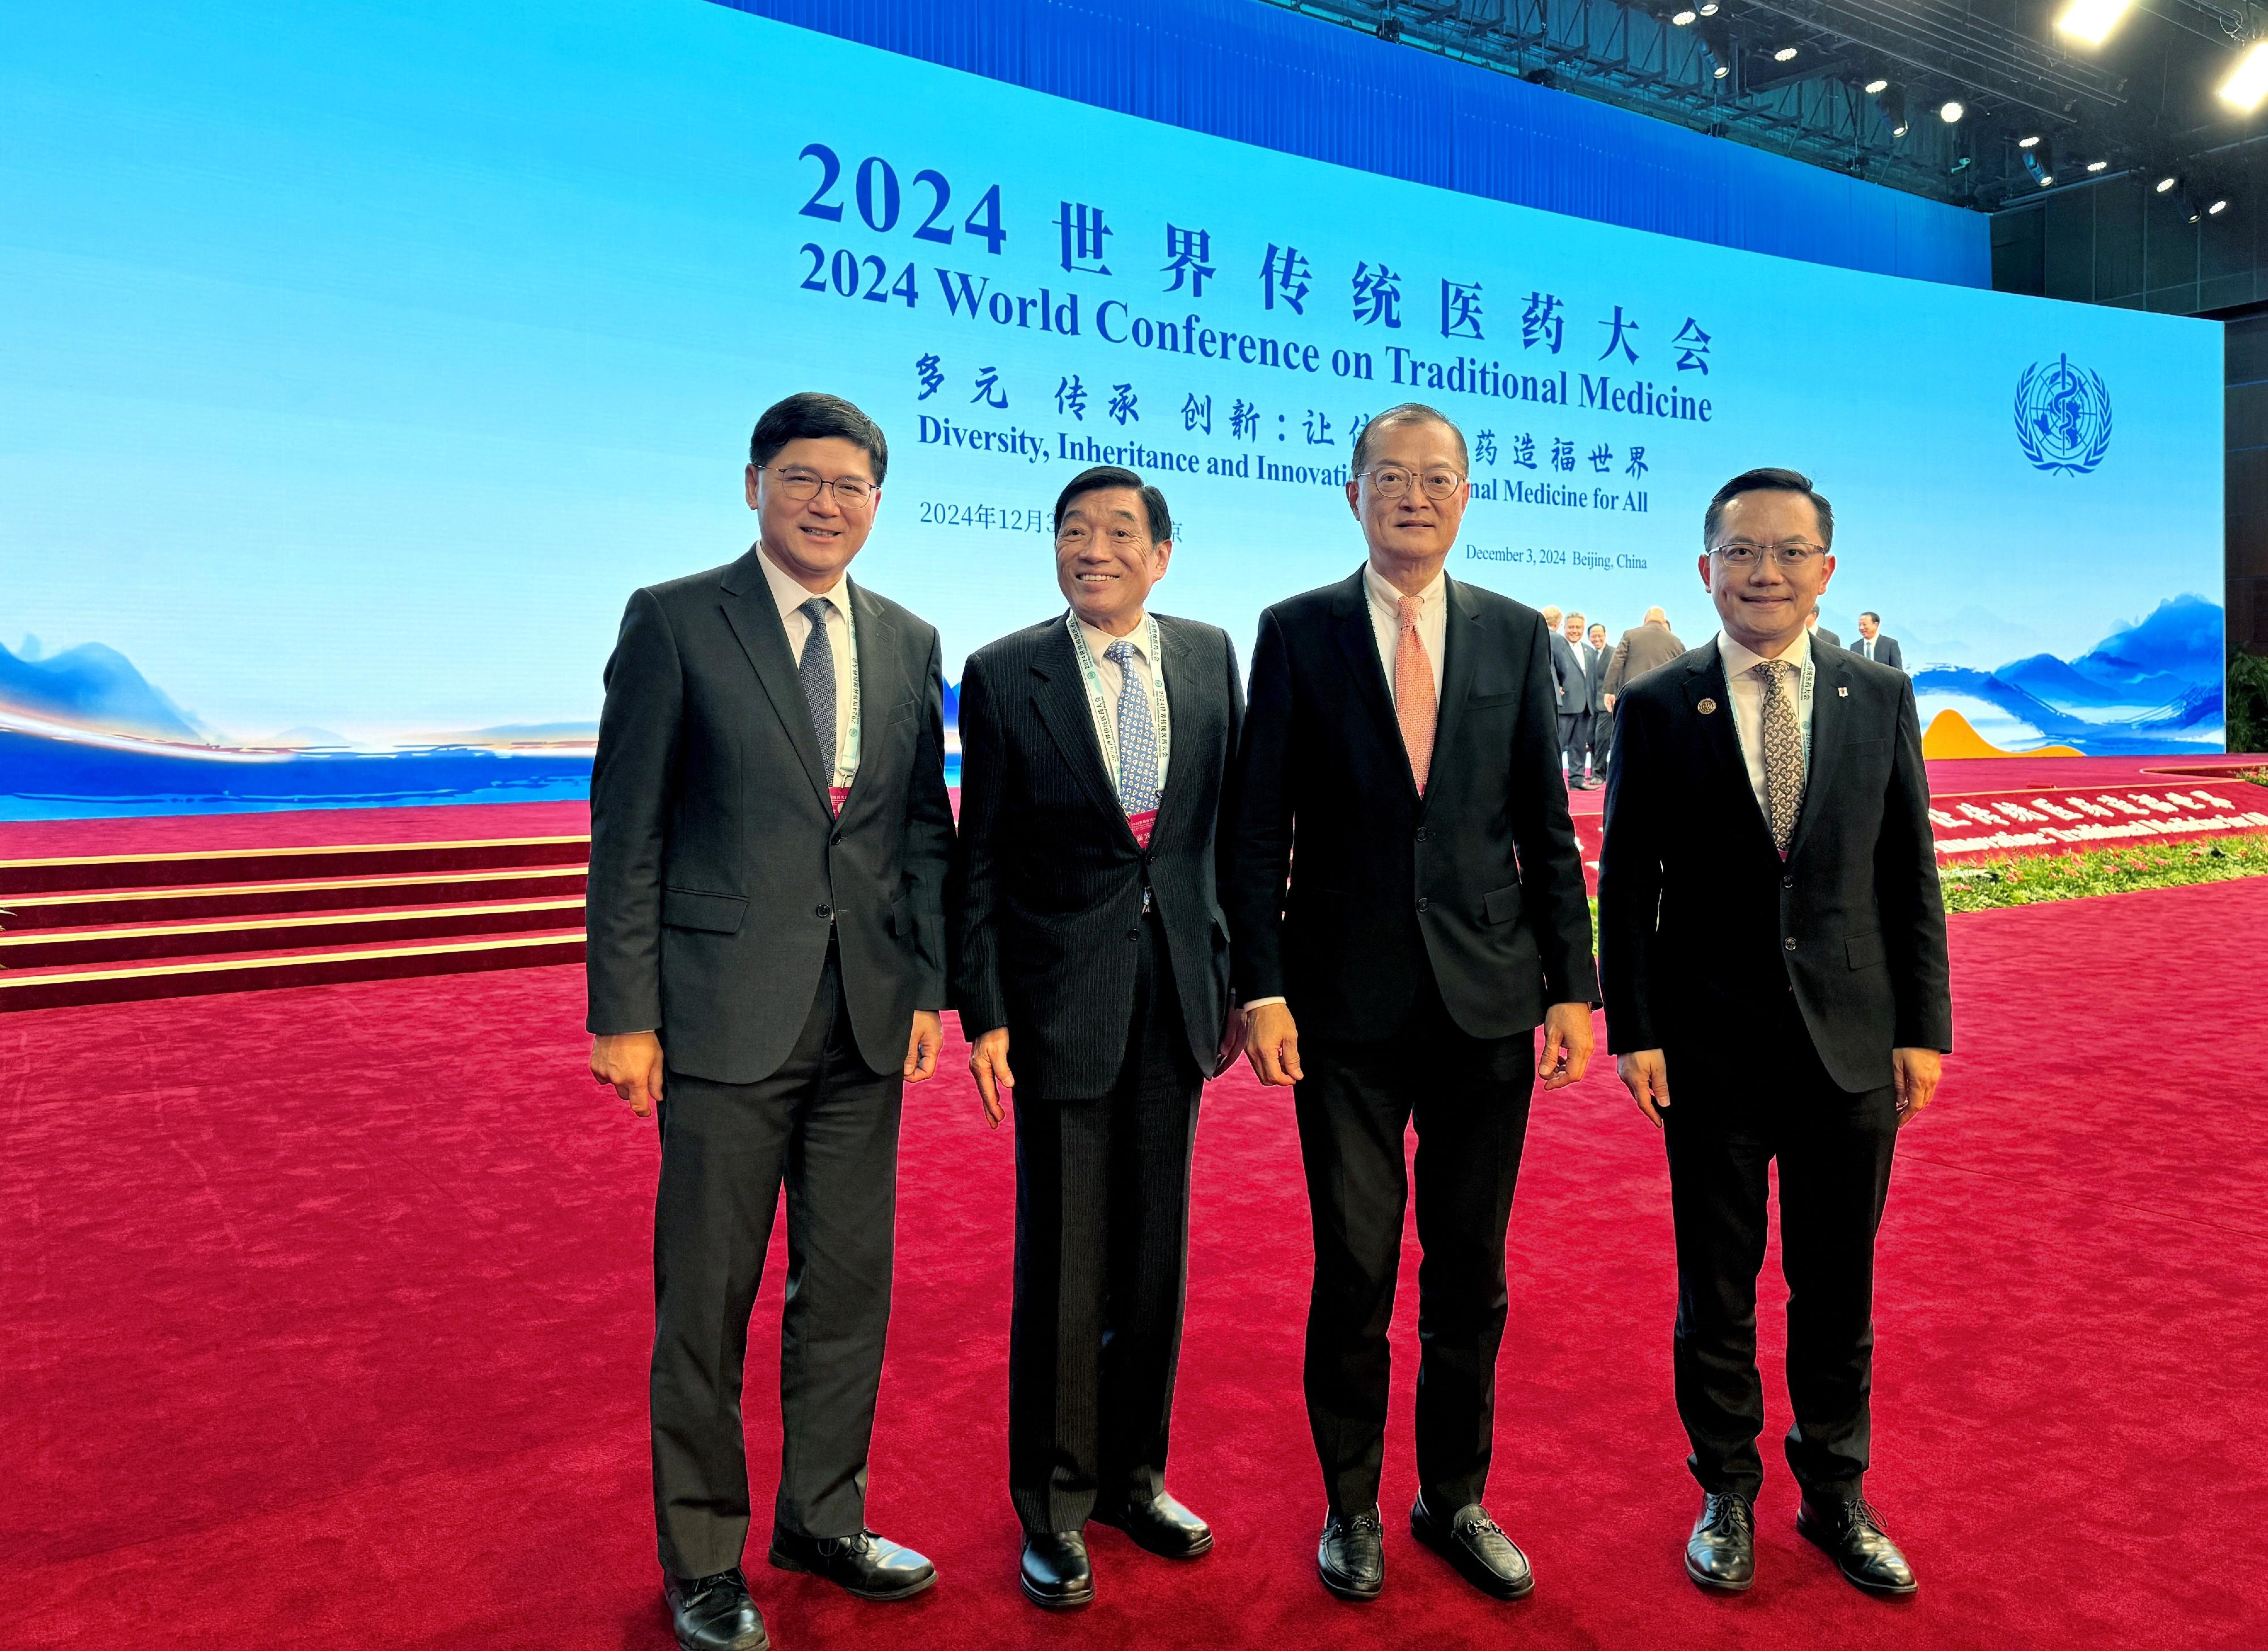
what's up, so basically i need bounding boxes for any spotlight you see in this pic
[2023,140,2055,189]
[2087,159,2108,172]
[2210,198,2231,214]
[1713,62,1731,79]
[1376,15,1402,41]
[1940,100,1965,123]
[2057,0,2138,46]
[2155,174,2178,193]
[2018,134,2042,149]
[2039,174,2056,187]
[1775,45,1799,62]
[1672,9,1697,24]
[1876,85,1907,137]
[2222,42,2268,111]
[1699,2,1719,12]
[1864,77,1889,95]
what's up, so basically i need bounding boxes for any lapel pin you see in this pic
[1697,697,1717,715]
[1838,686,1849,697]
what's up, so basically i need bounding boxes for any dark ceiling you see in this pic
[1263,1,2268,216]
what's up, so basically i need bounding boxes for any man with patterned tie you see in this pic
[1225,404,1597,1605]
[1597,468,1952,1601]
[587,393,954,1651]
[949,465,1246,1610]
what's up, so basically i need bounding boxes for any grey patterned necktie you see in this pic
[1754,659,1805,854]
[1105,638,1161,815]
[796,596,837,776]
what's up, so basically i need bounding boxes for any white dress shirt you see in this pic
[1076,613,1170,793]
[758,545,858,788]
[1715,628,1815,819]
[1363,560,1448,707]
[1856,634,1882,662]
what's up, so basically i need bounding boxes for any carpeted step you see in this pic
[0,864,589,929]
[0,896,587,969]
[0,834,591,896]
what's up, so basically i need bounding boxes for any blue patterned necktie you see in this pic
[796,596,837,776]
[1105,638,1160,816]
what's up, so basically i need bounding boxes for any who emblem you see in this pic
[2014,353,2113,475]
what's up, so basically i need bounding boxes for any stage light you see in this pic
[1775,45,1799,62]
[2210,198,2231,214]
[2087,159,2108,172]
[2156,174,2179,193]
[1698,2,1719,12]
[1940,100,1965,123]
[1864,77,1889,94]
[2039,174,2056,187]
[1876,84,1907,138]
[2220,42,2268,111]
[1893,119,1909,137]
[2018,134,2041,149]
[2057,0,2138,47]
[1672,9,1697,25]
[1713,62,1731,78]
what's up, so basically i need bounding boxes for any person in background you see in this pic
[1585,621,1615,780]
[1602,606,1686,715]
[1597,467,1951,1603]
[1853,612,1904,670]
[1542,605,1585,788]
[949,465,1245,1611]
[1560,611,1597,789]
[1806,610,1843,651]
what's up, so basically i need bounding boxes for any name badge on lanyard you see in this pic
[828,597,863,818]
[1068,612,1170,848]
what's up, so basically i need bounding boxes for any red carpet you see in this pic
[10,879,2268,1649]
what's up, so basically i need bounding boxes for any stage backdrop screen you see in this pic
[1,0,2227,820]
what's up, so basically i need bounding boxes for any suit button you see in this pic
[1783,936,1797,951]
[1416,897,1429,913]
[1781,876,1795,890]
[1128,928,1140,941]
[830,833,844,847]
[1415,827,1429,842]
[1142,850,1155,864]
[815,903,832,919]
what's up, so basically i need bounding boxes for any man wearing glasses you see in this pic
[1597,467,1951,1601]
[1227,403,1596,1605]
[588,392,954,1651]
[949,465,1245,1611]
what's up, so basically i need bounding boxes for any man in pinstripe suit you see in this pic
[949,465,1246,1611]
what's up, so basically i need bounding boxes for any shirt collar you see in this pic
[1716,627,1811,682]
[756,544,852,624]
[1363,560,1446,616]
[1079,611,1151,661]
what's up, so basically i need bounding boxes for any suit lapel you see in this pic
[718,549,832,812]
[832,579,899,827]
[1687,647,1776,856]
[1031,616,1141,848]
[1424,578,1481,817]
[1787,644,1850,863]
[1330,569,1418,805]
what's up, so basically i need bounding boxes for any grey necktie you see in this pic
[1104,639,1161,815]
[1754,660,1805,854]
[796,596,836,776]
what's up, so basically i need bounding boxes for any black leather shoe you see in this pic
[663,1569,769,1651]
[1797,1494,1918,1597]
[1021,1531,1095,1610]
[1685,1492,1756,1593]
[1411,1493,1534,1601]
[1317,1506,1385,1601]
[768,1527,936,1602]
[1094,1490,1213,1559]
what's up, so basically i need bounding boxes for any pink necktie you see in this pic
[1394,596,1437,793]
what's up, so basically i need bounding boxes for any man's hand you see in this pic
[1244,1000,1304,1087]
[1602,692,1616,713]
[1537,1001,1595,1091]
[1892,1047,1943,1125]
[969,1027,1014,1128]
[591,1031,665,1118]
[903,1011,943,1084]
[1617,1049,1671,1128]
[1212,1000,1249,1080]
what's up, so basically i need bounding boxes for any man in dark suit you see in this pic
[1542,605,1586,787]
[949,466,1245,1611]
[1562,611,1606,788]
[588,392,954,1651]
[1584,621,1615,780]
[1228,403,1597,1605]
[1598,467,1952,1602]
[1854,612,1905,670]
[1806,610,1843,651]
[1602,607,1686,712]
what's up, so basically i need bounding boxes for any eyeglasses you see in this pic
[1710,539,1826,569]
[761,467,875,508]
[1364,465,1466,501]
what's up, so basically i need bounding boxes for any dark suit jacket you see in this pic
[1547,628,1585,718]
[1603,622,1686,696]
[1226,568,1596,1042]
[949,614,1243,1100]
[1811,624,1843,650]
[1597,641,1953,1093]
[1580,642,1610,714]
[1852,632,1905,670]
[586,548,954,1084]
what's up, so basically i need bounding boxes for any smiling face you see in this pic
[1563,615,1585,644]
[1858,613,1881,640]
[1698,487,1836,657]
[743,436,879,592]
[1054,486,1170,635]
[1589,623,1607,649]
[1345,415,1469,583]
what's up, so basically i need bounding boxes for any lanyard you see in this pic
[1067,611,1170,807]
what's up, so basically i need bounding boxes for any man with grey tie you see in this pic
[588,392,954,1651]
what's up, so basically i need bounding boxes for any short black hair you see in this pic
[1703,467,1834,550]
[750,391,888,483]
[1351,403,1469,475]
[1053,465,1171,542]
[1860,610,1881,624]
